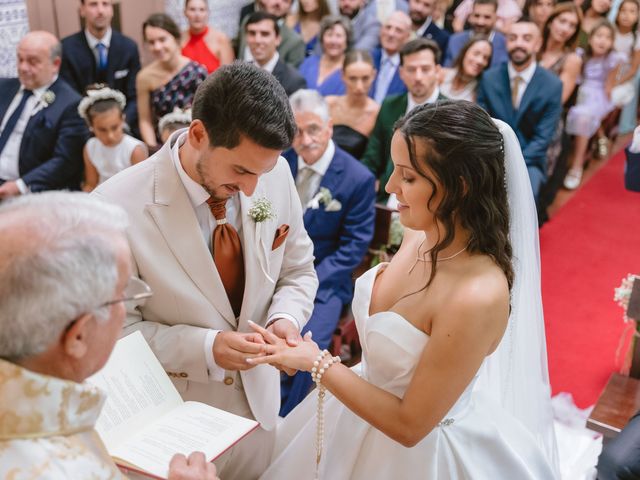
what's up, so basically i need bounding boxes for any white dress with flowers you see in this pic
[260,264,557,480]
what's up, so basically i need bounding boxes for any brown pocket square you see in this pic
[272,224,290,250]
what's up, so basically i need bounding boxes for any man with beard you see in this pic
[443,0,508,67]
[61,0,140,134]
[408,0,450,59]
[477,18,562,200]
[93,63,318,479]
[338,0,408,51]
[362,38,445,202]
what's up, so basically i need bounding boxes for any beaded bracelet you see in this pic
[310,349,341,479]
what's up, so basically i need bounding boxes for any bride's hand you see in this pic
[247,321,321,372]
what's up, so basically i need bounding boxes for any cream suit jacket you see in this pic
[94,133,318,431]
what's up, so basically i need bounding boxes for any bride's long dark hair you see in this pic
[394,100,514,290]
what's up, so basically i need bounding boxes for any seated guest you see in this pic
[578,0,612,48]
[79,86,148,192]
[286,0,332,56]
[339,0,376,51]
[60,0,140,135]
[564,20,623,189]
[246,11,307,96]
[525,0,557,31]
[158,107,192,142]
[237,0,306,67]
[444,0,508,68]
[371,11,412,104]
[409,0,450,57]
[536,2,582,213]
[452,0,521,33]
[280,89,375,416]
[0,191,218,480]
[182,0,235,73]
[0,31,88,199]
[299,15,352,96]
[439,35,492,101]
[362,38,445,202]
[326,50,380,159]
[137,13,207,148]
[477,18,563,200]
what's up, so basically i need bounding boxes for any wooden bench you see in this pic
[330,204,396,364]
[587,373,640,440]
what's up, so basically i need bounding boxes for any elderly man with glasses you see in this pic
[0,192,218,480]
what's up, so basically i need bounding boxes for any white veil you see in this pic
[474,119,560,476]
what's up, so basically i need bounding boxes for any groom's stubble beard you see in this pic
[195,154,239,201]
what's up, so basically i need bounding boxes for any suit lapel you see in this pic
[146,139,237,327]
[498,66,516,124]
[238,183,275,322]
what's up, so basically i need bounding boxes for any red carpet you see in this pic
[541,148,640,408]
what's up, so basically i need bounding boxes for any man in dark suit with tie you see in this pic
[60,0,140,133]
[363,39,446,202]
[477,18,562,200]
[371,11,412,103]
[280,89,376,416]
[409,0,450,58]
[245,12,306,96]
[443,0,508,67]
[0,31,88,199]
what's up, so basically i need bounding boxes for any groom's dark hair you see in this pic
[192,61,296,150]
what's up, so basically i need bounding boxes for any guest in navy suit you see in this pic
[0,32,88,199]
[60,0,140,134]
[371,11,412,103]
[409,0,450,59]
[280,89,376,416]
[444,0,508,67]
[477,19,562,199]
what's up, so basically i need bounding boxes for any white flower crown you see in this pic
[77,87,127,121]
[158,107,193,133]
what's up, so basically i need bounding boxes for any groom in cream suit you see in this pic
[94,63,318,480]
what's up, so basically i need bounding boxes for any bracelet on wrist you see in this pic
[310,349,341,385]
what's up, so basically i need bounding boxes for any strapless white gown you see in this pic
[261,265,557,479]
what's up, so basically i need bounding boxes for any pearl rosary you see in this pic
[311,349,341,479]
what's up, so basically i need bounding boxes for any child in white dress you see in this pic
[78,86,148,191]
[158,107,192,143]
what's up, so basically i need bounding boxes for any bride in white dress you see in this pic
[248,100,559,479]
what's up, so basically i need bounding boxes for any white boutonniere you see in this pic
[248,197,276,222]
[307,187,341,212]
[31,90,56,117]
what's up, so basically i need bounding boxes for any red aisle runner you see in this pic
[541,148,640,408]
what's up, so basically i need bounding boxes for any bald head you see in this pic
[17,31,62,90]
[380,11,412,55]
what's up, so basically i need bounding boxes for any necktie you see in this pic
[207,197,245,317]
[374,57,395,104]
[96,42,108,71]
[0,90,33,155]
[511,75,523,109]
[296,167,315,207]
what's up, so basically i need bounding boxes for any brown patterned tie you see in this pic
[207,197,245,317]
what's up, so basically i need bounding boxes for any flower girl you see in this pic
[78,86,148,191]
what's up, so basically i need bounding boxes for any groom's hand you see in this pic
[267,319,303,376]
[212,331,268,371]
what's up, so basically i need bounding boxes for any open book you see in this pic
[88,331,259,479]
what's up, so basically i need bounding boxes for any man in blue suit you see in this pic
[60,0,140,134]
[409,0,450,59]
[371,11,412,103]
[280,89,376,416]
[477,18,562,199]
[0,31,88,199]
[443,0,508,67]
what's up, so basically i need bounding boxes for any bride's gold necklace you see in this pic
[409,241,470,273]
